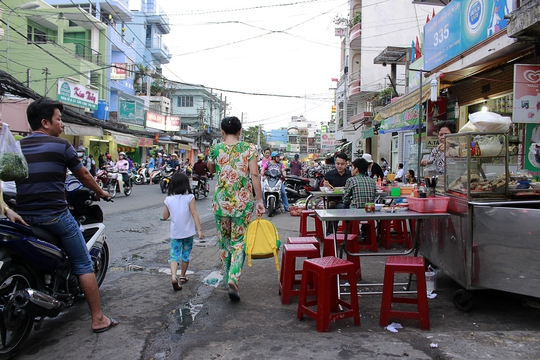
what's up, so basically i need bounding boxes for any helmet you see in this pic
[198,154,205,160]
[119,152,126,156]
[157,153,162,157]
[171,153,178,158]
[106,154,112,159]
[270,151,279,158]
[77,146,86,152]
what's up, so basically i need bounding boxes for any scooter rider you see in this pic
[77,146,92,173]
[168,153,180,172]
[192,154,209,187]
[116,152,130,191]
[262,151,290,212]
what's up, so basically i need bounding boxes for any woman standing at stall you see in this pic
[421,121,457,173]
[208,116,265,302]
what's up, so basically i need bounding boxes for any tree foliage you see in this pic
[242,126,267,148]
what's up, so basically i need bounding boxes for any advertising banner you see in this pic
[166,115,181,132]
[513,64,540,123]
[379,104,421,134]
[424,0,513,71]
[57,79,98,110]
[320,133,338,151]
[146,111,166,131]
[111,63,127,80]
[119,100,145,126]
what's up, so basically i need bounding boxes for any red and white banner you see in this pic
[513,64,540,123]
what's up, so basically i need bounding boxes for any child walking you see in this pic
[163,172,204,291]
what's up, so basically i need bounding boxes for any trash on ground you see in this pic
[385,322,403,333]
[203,270,223,287]
[430,343,439,348]
[427,291,437,299]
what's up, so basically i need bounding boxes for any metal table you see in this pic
[314,209,450,296]
[305,191,343,209]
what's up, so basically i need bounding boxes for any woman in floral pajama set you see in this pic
[209,116,265,302]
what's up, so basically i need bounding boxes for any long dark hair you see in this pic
[168,172,192,196]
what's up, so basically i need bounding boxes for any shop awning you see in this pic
[374,82,431,123]
[63,123,103,136]
[107,130,139,147]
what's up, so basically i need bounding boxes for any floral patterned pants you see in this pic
[215,213,253,288]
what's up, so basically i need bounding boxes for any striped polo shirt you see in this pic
[16,133,82,216]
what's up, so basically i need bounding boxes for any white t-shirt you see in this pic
[164,194,196,239]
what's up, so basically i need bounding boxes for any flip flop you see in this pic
[93,317,119,333]
[179,277,189,284]
[172,278,182,291]
[228,281,240,302]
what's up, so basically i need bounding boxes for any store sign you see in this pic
[111,63,127,80]
[513,64,540,123]
[119,100,145,126]
[320,133,338,150]
[379,104,421,134]
[146,111,166,131]
[166,115,181,132]
[57,79,98,110]
[424,0,513,71]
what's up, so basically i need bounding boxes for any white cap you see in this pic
[362,153,374,163]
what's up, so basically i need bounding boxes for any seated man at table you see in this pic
[343,157,376,209]
[323,152,351,209]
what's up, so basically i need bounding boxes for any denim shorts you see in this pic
[24,209,94,275]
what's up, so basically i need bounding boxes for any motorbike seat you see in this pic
[287,175,306,180]
[30,226,63,248]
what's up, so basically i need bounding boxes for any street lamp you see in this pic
[6,1,41,71]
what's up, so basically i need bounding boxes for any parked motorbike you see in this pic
[159,166,176,194]
[263,168,284,217]
[106,169,132,198]
[191,174,209,200]
[284,174,312,203]
[0,181,110,358]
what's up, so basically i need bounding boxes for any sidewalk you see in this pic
[169,211,540,360]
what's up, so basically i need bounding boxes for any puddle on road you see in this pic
[171,302,203,341]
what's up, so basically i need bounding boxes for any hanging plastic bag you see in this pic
[0,123,28,181]
[469,111,511,133]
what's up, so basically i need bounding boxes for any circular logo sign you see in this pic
[466,0,484,34]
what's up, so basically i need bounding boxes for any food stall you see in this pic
[419,132,540,310]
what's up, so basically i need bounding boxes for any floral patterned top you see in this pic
[210,142,257,217]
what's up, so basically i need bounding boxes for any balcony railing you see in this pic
[74,43,102,65]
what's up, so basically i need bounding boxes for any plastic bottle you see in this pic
[475,142,482,156]
[419,182,427,198]
[412,184,419,198]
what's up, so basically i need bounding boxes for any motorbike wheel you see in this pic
[96,179,104,189]
[94,241,110,287]
[124,182,132,197]
[133,175,143,185]
[193,187,200,200]
[0,263,36,358]
[160,180,168,194]
[107,183,117,198]
[268,197,276,217]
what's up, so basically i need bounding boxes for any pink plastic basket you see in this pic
[407,196,450,213]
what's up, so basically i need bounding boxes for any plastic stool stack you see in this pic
[287,236,320,253]
[322,233,361,279]
[297,256,360,332]
[379,256,430,330]
[279,243,320,305]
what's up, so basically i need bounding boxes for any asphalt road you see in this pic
[12,180,540,360]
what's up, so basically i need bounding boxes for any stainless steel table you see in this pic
[314,209,450,296]
[305,191,343,209]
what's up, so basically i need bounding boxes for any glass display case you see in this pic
[444,132,508,200]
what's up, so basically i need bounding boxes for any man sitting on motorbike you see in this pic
[192,154,209,186]
[168,153,180,172]
[262,151,290,212]
[13,98,117,333]
[116,152,131,191]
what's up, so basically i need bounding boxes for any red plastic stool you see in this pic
[279,244,321,304]
[358,220,378,252]
[380,220,411,249]
[297,256,360,332]
[287,236,320,253]
[379,256,430,330]
[299,210,317,237]
[323,233,361,279]
[337,220,361,234]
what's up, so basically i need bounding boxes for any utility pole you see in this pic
[43,68,50,96]
[27,69,30,88]
[257,124,261,150]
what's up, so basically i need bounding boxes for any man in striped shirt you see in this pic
[16,97,118,333]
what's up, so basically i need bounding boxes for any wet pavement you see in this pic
[12,184,540,359]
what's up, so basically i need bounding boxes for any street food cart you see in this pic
[419,132,540,310]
